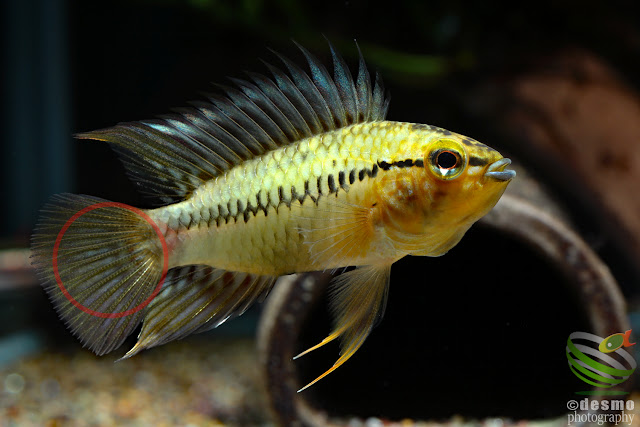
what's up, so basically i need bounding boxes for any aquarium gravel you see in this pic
[0,336,274,426]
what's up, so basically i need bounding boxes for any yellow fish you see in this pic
[31,43,514,392]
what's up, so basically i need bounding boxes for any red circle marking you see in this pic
[52,202,169,319]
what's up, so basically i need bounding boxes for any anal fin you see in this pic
[296,264,391,392]
[122,265,275,358]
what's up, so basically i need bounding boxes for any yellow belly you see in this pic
[156,181,399,275]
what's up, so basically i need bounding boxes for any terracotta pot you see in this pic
[257,169,630,426]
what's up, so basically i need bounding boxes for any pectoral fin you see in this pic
[294,197,378,270]
[295,263,391,392]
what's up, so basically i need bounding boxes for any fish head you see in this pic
[421,134,515,250]
[425,134,514,213]
[374,131,515,256]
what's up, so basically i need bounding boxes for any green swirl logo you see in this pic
[566,331,636,393]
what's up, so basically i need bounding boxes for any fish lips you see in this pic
[485,158,516,181]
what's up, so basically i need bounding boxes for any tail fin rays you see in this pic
[31,194,166,355]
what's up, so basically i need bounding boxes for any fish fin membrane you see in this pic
[76,41,389,204]
[122,266,276,358]
[294,197,378,269]
[30,194,165,355]
[296,264,391,392]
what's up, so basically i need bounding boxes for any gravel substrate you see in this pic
[0,336,274,426]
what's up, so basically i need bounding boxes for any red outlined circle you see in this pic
[52,202,169,319]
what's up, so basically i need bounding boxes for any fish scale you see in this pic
[177,123,387,219]
[155,122,410,268]
[30,42,514,391]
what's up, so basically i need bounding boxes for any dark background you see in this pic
[2,0,640,421]
[4,0,640,241]
[5,0,640,301]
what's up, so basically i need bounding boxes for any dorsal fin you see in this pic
[77,42,390,204]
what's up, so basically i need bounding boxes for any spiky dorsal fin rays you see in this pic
[77,42,389,205]
[226,77,302,142]
[295,264,392,392]
[270,48,336,132]
[328,42,358,123]
[293,41,348,126]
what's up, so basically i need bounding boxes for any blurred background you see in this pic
[3,0,640,284]
[2,0,640,425]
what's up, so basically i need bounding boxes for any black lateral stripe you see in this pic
[256,190,266,211]
[327,174,337,193]
[377,160,392,171]
[227,202,233,223]
[469,156,488,166]
[338,171,347,189]
[376,158,423,171]
[278,185,293,207]
[204,156,431,228]
[208,207,215,226]
[246,200,257,215]
[266,191,272,212]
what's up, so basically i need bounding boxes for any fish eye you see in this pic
[427,140,467,180]
[436,150,459,170]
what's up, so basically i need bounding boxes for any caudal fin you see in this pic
[30,194,166,355]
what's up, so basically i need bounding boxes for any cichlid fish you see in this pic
[31,42,515,392]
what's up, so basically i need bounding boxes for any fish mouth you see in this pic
[485,158,516,181]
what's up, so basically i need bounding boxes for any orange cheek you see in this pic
[373,172,433,234]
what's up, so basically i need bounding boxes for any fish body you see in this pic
[31,43,514,391]
[155,120,507,275]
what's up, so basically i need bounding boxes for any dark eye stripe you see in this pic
[376,158,423,170]
[469,156,488,166]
